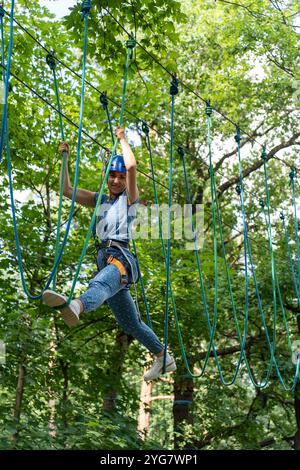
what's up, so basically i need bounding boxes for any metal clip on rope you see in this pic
[81,0,92,19]
[46,52,56,71]
[126,36,136,59]
[100,91,109,109]
[261,146,267,161]
[142,121,149,135]
[177,145,185,159]
[170,76,179,96]
[205,100,213,117]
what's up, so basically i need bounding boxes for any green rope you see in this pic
[289,169,300,292]
[142,122,200,371]
[46,52,67,291]
[280,211,300,306]
[66,38,136,303]
[163,76,178,373]
[100,93,153,329]
[1,3,94,299]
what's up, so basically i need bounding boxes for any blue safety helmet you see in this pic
[106,154,127,173]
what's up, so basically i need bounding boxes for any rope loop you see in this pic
[81,0,92,18]
[261,146,267,161]
[235,125,241,144]
[205,100,213,117]
[177,145,185,159]
[0,6,4,18]
[100,91,108,109]
[259,199,265,209]
[280,211,285,221]
[46,52,56,71]
[170,75,179,96]
[142,121,149,135]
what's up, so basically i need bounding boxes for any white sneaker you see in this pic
[143,354,176,381]
[42,290,80,327]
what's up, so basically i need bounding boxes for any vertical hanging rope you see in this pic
[289,169,300,289]
[99,92,153,328]
[259,151,300,389]
[261,146,278,351]
[143,124,202,375]
[0,6,5,83]
[0,0,15,162]
[100,91,115,145]
[2,1,93,299]
[178,142,224,379]
[280,211,300,306]
[163,76,178,373]
[234,126,250,375]
[46,52,67,291]
[67,36,136,303]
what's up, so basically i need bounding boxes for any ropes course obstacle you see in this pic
[1,1,299,389]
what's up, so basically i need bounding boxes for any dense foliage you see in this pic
[0,0,299,450]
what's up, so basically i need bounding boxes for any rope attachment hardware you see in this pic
[235,184,242,195]
[170,75,179,96]
[81,0,92,19]
[141,121,149,135]
[205,99,213,117]
[126,34,136,59]
[46,52,56,71]
[289,167,296,183]
[100,91,109,109]
[177,144,185,159]
[235,125,241,144]
[261,145,268,161]
[259,198,265,209]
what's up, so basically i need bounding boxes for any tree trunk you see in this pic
[12,178,54,443]
[173,370,194,449]
[48,340,57,437]
[12,357,27,443]
[138,358,153,438]
[103,330,133,411]
[294,314,300,449]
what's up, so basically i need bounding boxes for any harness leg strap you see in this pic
[106,255,128,284]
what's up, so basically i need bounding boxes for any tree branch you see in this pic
[217,132,300,197]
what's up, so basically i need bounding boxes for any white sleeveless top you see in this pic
[94,190,138,243]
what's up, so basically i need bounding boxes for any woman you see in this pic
[42,126,176,381]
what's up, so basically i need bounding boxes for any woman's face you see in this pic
[107,170,127,195]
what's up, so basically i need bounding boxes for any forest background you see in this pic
[0,0,300,450]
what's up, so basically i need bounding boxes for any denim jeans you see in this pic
[78,251,163,355]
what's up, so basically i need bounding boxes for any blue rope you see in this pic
[289,169,300,290]
[177,142,221,379]
[46,52,68,291]
[0,7,5,83]
[100,94,153,329]
[2,4,92,299]
[67,37,136,302]
[230,126,250,381]
[0,0,15,162]
[280,211,300,307]
[163,77,179,373]
[233,131,274,387]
